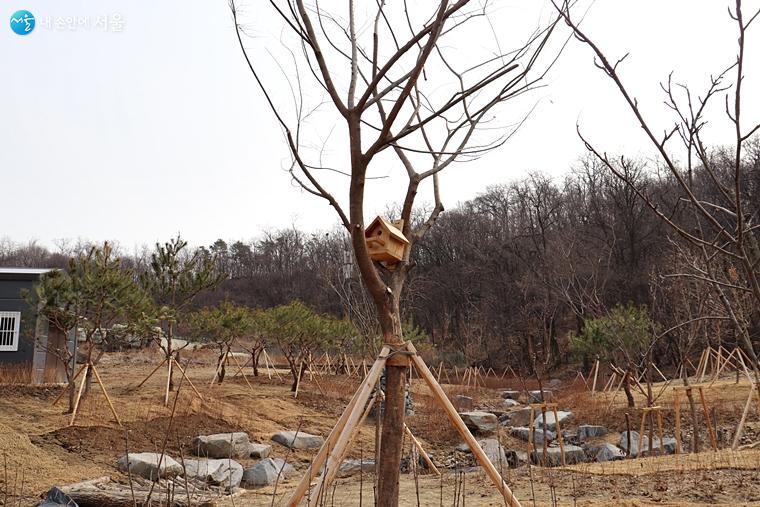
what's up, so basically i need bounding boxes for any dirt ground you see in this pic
[2,349,760,506]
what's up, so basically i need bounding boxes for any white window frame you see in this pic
[0,311,21,352]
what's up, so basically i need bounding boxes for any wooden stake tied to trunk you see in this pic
[286,342,522,507]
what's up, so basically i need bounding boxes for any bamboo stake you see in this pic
[604,374,625,415]
[228,353,255,394]
[209,354,225,387]
[674,392,681,454]
[286,347,390,506]
[694,349,707,381]
[708,348,737,386]
[134,356,168,390]
[591,360,600,397]
[307,362,326,396]
[91,364,121,426]
[408,344,522,507]
[305,355,388,506]
[697,387,718,450]
[652,363,669,383]
[735,347,753,383]
[232,356,252,378]
[732,385,755,449]
[602,373,615,393]
[69,364,89,427]
[171,359,204,400]
[404,425,439,475]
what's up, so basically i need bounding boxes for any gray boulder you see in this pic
[532,410,572,431]
[479,438,519,468]
[454,439,518,468]
[503,399,519,408]
[248,443,272,459]
[338,459,376,478]
[510,426,555,445]
[242,458,296,487]
[528,390,553,403]
[272,431,325,450]
[459,411,498,433]
[192,432,251,459]
[619,431,676,457]
[531,444,586,466]
[117,452,183,481]
[502,390,521,400]
[578,425,608,441]
[454,395,475,411]
[507,407,533,427]
[183,458,243,490]
[594,443,625,462]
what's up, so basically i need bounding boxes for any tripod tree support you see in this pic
[287,342,522,507]
[69,363,122,427]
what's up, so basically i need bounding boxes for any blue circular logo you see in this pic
[10,10,35,35]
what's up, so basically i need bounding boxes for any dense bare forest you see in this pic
[3,145,759,374]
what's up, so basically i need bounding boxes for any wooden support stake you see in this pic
[732,385,755,450]
[408,344,522,507]
[639,410,647,456]
[90,365,121,427]
[591,360,600,397]
[697,387,718,451]
[69,364,89,427]
[171,359,204,400]
[287,347,390,506]
[674,391,682,454]
[304,353,389,506]
[228,353,256,394]
[134,356,168,390]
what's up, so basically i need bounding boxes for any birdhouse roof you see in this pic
[366,216,410,244]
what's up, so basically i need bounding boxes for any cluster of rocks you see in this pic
[116,429,326,491]
[455,387,680,468]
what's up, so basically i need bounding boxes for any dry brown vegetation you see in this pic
[2,350,760,505]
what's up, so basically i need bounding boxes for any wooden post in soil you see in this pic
[90,365,122,427]
[69,363,89,426]
[171,359,204,400]
[591,359,600,397]
[732,385,756,449]
[674,391,682,454]
[697,386,718,450]
[408,343,522,507]
[133,356,168,391]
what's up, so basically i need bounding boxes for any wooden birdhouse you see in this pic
[365,216,409,264]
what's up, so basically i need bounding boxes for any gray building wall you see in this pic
[0,276,37,365]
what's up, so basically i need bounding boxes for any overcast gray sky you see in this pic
[2,0,758,249]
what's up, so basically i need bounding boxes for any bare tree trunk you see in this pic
[376,293,406,507]
[250,348,259,377]
[623,369,635,408]
[167,322,175,391]
[217,347,227,384]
